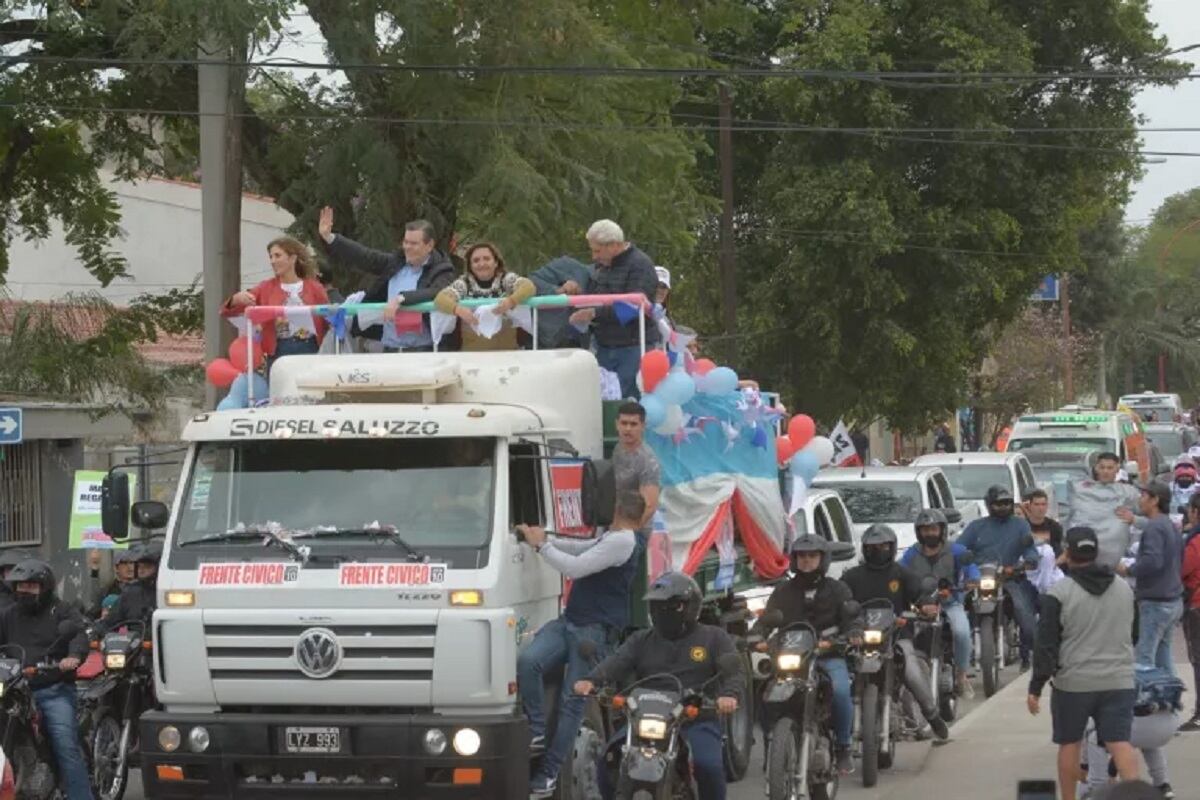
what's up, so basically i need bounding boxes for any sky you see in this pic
[1126,0,1200,223]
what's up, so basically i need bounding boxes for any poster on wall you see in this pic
[68,470,134,550]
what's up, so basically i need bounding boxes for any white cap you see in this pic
[655,266,671,288]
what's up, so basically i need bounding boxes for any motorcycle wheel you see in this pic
[939,677,958,723]
[811,729,839,800]
[766,717,802,800]
[860,684,879,787]
[91,713,128,800]
[878,669,896,770]
[979,616,998,698]
[722,658,753,782]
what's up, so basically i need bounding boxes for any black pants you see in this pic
[1184,606,1200,715]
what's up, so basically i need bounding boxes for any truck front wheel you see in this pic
[559,699,606,800]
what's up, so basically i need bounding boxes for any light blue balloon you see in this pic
[701,366,739,395]
[656,371,697,407]
[640,393,668,429]
[790,450,821,483]
[217,373,269,411]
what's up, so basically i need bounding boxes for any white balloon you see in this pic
[803,435,835,465]
[653,404,684,436]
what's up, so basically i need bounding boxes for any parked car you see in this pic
[911,451,1055,521]
[1143,421,1197,466]
[810,467,963,552]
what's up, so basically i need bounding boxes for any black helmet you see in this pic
[861,524,898,568]
[644,572,702,640]
[6,559,55,612]
[985,485,1015,519]
[914,509,947,545]
[0,549,34,571]
[789,533,831,577]
[114,548,140,566]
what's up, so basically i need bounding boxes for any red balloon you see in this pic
[788,414,816,450]
[693,358,717,376]
[228,336,264,372]
[205,358,240,389]
[775,436,796,465]
[639,350,671,394]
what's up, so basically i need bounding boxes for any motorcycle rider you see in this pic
[753,534,862,774]
[842,524,950,741]
[900,509,980,698]
[957,485,1040,670]
[0,549,35,612]
[0,559,94,800]
[574,572,741,800]
[1170,459,1198,515]
[99,542,160,632]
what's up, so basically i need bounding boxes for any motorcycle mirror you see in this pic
[716,653,742,676]
[759,609,784,629]
[842,600,862,619]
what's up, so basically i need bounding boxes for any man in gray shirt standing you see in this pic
[613,400,661,539]
[1028,527,1141,800]
[1118,482,1185,677]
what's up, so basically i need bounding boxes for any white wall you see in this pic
[4,172,295,303]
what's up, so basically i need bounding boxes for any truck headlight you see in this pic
[980,577,996,592]
[637,718,668,740]
[452,728,480,756]
[158,726,181,753]
[776,653,803,671]
[104,653,127,670]
[863,630,883,645]
[188,727,210,753]
[422,729,447,756]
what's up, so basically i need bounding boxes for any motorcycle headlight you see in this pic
[104,653,127,670]
[0,682,6,698]
[637,717,668,741]
[980,577,997,592]
[863,630,883,645]
[776,653,803,671]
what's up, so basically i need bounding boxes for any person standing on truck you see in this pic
[567,219,661,398]
[433,242,536,350]
[0,560,94,800]
[527,256,594,348]
[615,400,662,539]
[318,207,458,352]
[515,490,648,798]
[574,571,742,800]
[1062,452,1142,571]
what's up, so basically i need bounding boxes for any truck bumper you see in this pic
[139,710,528,799]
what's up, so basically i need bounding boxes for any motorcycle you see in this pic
[595,653,741,800]
[758,603,858,800]
[852,599,900,788]
[0,621,83,800]
[79,620,153,800]
[967,564,1020,697]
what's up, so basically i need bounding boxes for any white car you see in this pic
[810,467,963,552]
[791,488,859,579]
[911,451,1054,520]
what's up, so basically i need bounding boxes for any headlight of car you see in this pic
[863,630,883,645]
[776,653,803,671]
[104,653,126,670]
[637,718,668,741]
[979,577,997,592]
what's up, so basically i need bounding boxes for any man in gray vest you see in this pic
[1027,527,1141,800]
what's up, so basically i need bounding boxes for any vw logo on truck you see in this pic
[294,628,342,679]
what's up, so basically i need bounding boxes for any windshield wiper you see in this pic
[180,527,310,563]
[308,527,430,562]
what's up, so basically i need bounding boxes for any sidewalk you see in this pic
[872,645,1197,799]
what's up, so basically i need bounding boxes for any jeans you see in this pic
[1006,579,1039,662]
[33,682,94,800]
[517,618,611,782]
[1136,598,1184,677]
[944,602,972,673]
[599,719,725,800]
[595,344,643,399]
[819,657,853,747]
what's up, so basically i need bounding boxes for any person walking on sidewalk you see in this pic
[1116,482,1184,677]
[1180,493,1200,731]
[1028,527,1141,800]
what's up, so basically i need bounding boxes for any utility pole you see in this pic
[717,82,737,364]
[1061,273,1074,403]
[198,33,246,409]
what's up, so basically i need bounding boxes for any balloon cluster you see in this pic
[205,335,265,390]
[775,414,835,483]
[638,350,741,437]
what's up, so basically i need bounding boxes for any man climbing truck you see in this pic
[101,299,788,798]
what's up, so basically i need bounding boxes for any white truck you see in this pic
[103,350,615,798]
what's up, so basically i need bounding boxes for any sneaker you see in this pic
[914,725,932,742]
[928,715,950,741]
[1178,715,1200,733]
[529,735,546,755]
[957,674,975,699]
[835,746,854,775]
[1157,784,1175,799]
[529,774,556,797]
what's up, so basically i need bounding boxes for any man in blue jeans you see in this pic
[0,559,93,800]
[1118,482,1185,676]
[516,491,647,797]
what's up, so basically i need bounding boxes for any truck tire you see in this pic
[560,700,606,800]
[722,656,753,782]
[980,616,998,698]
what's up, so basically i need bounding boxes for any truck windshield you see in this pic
[175,437,496,550]
[937,465,1011,501]
[816,482,921,524]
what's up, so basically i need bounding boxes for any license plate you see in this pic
[282,727,343,754]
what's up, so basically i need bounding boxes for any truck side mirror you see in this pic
[131,501,169,531]
[101,472,131,542]
[581,459,616,529]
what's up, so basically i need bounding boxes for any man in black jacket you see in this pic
[753,534,862,773]
[0,559,93,799]
[576,572,740,800]
[99,542,160,633]
[841,524,949,741]
[318,207,458,351]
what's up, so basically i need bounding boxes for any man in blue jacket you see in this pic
[901,508,980,696]
[957,485,1040,669]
